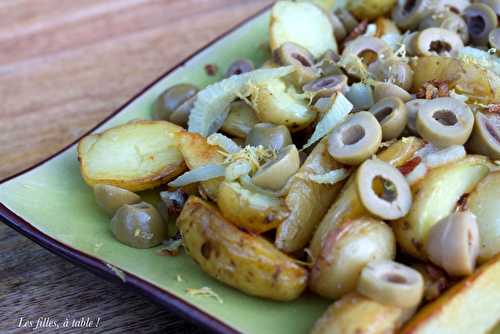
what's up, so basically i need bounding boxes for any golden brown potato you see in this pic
[401,254,500,334]
[275,138,344,253]
[78,120,185,192]
[176,131,225,201]
[393,156,490,258]
[309,137,424,259]
[310,293,412,334]
[177,196,308,301]
[466,171,500,263]
[309,217,396,299]
[216,181,288,234]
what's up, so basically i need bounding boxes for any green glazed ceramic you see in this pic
[0,4,333,334]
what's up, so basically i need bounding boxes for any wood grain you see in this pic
[0,0,272,333]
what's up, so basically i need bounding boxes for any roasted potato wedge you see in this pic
[217,181,288,234]
[309,217,396,299]
[176,131,225,201]
[269,1,337,58]
[466,171,500,263]
[393,156,490,258]
[78,120,185,192]
[177,196,308,301]
[251,78,315,131]
[309,137,424,259]
[401,254,500,334]
[275,138,344,253]
[310,293,412,334]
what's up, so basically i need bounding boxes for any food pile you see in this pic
[77,0,500,332]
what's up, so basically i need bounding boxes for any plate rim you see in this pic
[0,4,273,333]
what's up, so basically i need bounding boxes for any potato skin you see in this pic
[275,138,344,253]
[310,293,411,334]
[309,217,396,299]
[78,120,186,192]
[401,254,500,334]
[217,181,288,234]
[177,131,225,201]
[177,196,308,301]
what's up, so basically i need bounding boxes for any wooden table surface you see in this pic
[0,1,272,332]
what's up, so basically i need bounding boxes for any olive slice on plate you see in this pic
[94,184,141,216]
[303,75,348,97]
[478,0,500,18]
[416,97,474,147]
[373,82,412,103]
[369,97,408,140]
[383,60,414,92]
[405,99,427,134]
[419,11,469,43]
[342,36,392,67]
[402,31,420,57]
[467,112,500,160]
[328,112,382,165]
[426,211,480,276]
[330,13,348,41]
[334,8,359,33]
[273,42,319,87]
[221,101,259,138]
[252,145,300,191]
[414,28,464,57]
[152,84,198,126]
[111,202,167,249]
[358,260,424,308]
[225,59,254,78]
[463,3,498,46]
[245,123,293,151]
[392,0,434,30]
[356,158,412,220]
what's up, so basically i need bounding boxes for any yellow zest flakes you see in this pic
[221,145,276,174]
[186,287,223,304]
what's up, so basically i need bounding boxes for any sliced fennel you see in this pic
[207,133,240,153]
[306,168,351,184]
[303,92,353,149]
[168,163,225,187]
[188,66,294,136]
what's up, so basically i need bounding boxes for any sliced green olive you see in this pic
[273,42,319,87]
[464,3,498,46]
[414,28,464,57]
[419,11,469,43]
[478,0,500,18]
[405,99,428,134]
[225,59,254,78]
[252,145,300,190]
[221,101,259,138]
[379,60,414,91]
[328,112,382,165]
[489,28,500,50]
[356,158,412,220]
[467,112,500,160]
[303,75,348,97]
[402,31,420,56]
[245,123,293,151]
[435,0,471,14]
[94,184,141,216]
[342,36,393,67]
[369,97,408,140]
[392,0,434,30]
[416,97,474,147]
[334,8,359,33]
[373,82,412,103]
[357,260,424,308]
[317,49,343,76]
[111,202,167,249]
[330,13,348,41]
[426,211,480,276]
[152,84,198,127]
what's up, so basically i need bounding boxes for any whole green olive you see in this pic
[221,101,259,138]
[111,202,167,249]
[463,3,498,46]
[416,97,474,147]
[245,123,293,151]
[94,184,141,216]
[152,84,198,127]
[369,97,408,140]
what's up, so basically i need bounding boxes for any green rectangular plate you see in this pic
[0,5,333,334]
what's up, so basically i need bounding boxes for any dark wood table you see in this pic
[0,1,272,332]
